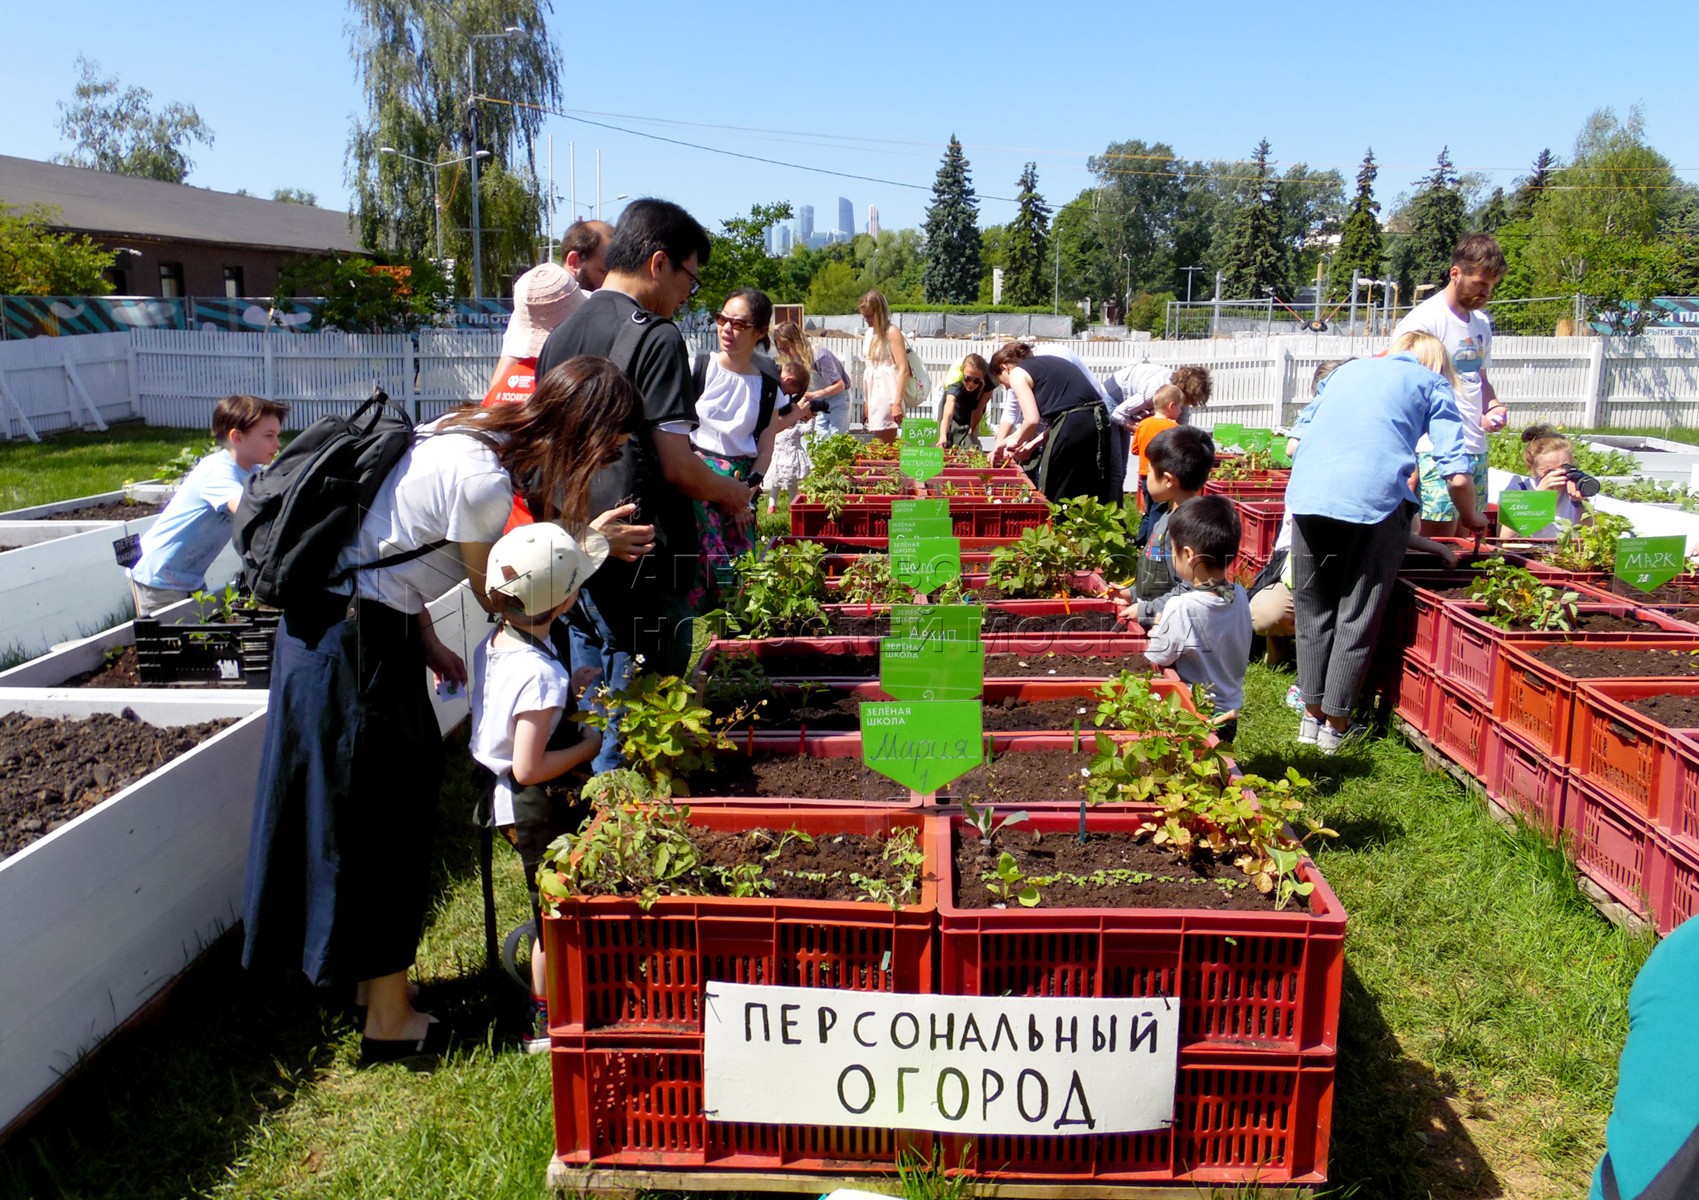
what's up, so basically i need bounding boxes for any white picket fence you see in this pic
[2,327,1696,437]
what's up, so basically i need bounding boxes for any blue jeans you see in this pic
[561,592,631,775]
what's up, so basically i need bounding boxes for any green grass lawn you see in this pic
[0,423,210,511]
[0,662,1642,1200]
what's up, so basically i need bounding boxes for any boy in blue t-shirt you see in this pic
[128,394,287,615]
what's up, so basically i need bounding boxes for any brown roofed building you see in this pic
[0,154,364,298]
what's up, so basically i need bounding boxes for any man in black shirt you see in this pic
[535,198,752,686]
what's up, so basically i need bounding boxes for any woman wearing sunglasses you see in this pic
[687,287,811,609]
[937,353,994,450]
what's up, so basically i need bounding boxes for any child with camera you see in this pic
[1502,425,1595,539]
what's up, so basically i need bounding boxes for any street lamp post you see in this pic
[379,147,489,263]
[467,26,521,299]
[1120,251,1130,321]
[1180,265,1203,305]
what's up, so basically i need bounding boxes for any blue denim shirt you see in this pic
[1285,353,1470,524]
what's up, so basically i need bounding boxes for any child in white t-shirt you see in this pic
[1144,495,1253,743]
[470,522,608,1051]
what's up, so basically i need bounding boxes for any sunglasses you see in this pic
[713,312,756,333]
[672,257,701,296]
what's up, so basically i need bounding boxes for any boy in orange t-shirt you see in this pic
[1131,384,1186,511]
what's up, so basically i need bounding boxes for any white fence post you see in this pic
[0,370,40,442]
[1580,339,1606,428]
[124,338,141,418]
[404,335,418,421]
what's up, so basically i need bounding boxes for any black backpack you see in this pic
[233,388,446,610]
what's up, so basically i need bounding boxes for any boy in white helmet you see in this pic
[469,521,608,1051]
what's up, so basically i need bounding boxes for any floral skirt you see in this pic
[688,451,756,614]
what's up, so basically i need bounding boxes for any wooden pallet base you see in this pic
[1392,718,1652,937]
[545,1162,1314,1198]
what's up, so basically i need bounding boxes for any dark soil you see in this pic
[982,609,1125,635]
[0,544,20,554]
[954,828,1283,912]
[714,650,1151,680]
[1530,645,1699,678]
[1606,579,1699,604]
[690,826,928,902]
[940,749,1097,806]
[1485,610,1675,634]
[686,754,909,802]
[65,646,144,688]
[44,501,163,521]
[1624,694,1699,728]
[962,583,1097,603]
[0,710,236,860]
[708,691,1112,733]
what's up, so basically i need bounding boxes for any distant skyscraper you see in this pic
[867,205,880,238]
[838,196,853,239]
[799,204,814,243]
[778,225,793,254]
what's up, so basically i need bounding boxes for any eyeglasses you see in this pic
[672,257,701,297]
[713,312,755,333]
[961,374,984,386]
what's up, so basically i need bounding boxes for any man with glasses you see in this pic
[535,199,753,768]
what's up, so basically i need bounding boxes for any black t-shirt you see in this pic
[1021,355,1100,420]
[535,290,699,594]
[942,380,988,440]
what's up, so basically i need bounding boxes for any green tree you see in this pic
[1395,147,1465,299]
[1217,140,1286,299]
[1474,187,1509,234]
[976,223,1007,303]
[1275,162,1345,295]
[805,260,864,314]
[921,135,981,303]
[695,201,792,315]
[860,229,926,303]
[53,56,214,184]
[1085,139,1187,300]
[0,202,115,294]
[1003,162,1051,307]
[274,254,450,333]
[1511,148,1557,221]
[1331,149,1382,300]
[345,0,562,297]
[272,187,318,206]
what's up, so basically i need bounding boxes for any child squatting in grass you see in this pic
[470,523,609,1052]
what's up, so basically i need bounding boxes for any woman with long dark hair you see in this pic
[241,356,649,1065]
[988,341,1117,503]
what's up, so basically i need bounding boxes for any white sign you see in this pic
[703,982,1179,1137]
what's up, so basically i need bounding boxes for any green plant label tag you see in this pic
[1498,489,1559,536]
[892,604,983,643]
[1214,423,1247,450]
[900,419,941,447]
[861,700,985,792]
[891,537,962,592]
[880,638,985,700]
[1614,535,1686,592]
[900,446,946,481]
[887,515,954,540]
[892,499,949,520]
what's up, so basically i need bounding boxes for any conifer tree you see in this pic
[1331,149,1382,300]
[921,135,982,304]
[1002,163,1050,307]
[1398,147,1465,296]
[1218,139,1286,299]
[1511,148,1557,220]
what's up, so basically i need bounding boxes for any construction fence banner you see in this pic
[1588,297,1699,334]
[1,295,523,339]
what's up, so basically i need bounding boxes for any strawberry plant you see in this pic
[718,542,831,638]
[987,523,1077,597]
[1549,510,1636,573]
[1052,496,1141,579]
[1465,556,1580,631]
[837,554,916,605]
[580,664,757,797]
[983,851,1045,907]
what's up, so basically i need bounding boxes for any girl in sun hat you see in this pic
[471,521,609,1051]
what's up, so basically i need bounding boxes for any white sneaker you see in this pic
[1297,714,1321,744]
[1317,722,1369,756]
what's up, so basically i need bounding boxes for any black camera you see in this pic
[810,398,831,414]
[1561,464,1601,497]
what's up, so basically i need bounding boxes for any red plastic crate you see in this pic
[1670,732,1699,848]
[934,813,1346,1057]
[936,1051,1333,1186]
[1569,680,1699,823]
[1231,549,1267,589]
[541,808,936,1036]
[1395,654,1436,738]
[1564,774,1657,918]
[1483,724,1567,834]
[1490,639,1699,764]
[1439,601,1696,703]
[550,1037,1331,1185]
[1429,678,1492,776]
[699,632,1154,681]
[1235,500,1284,561]
[789,498,898,540]
[1649,833,1699,936]
[1391,572,1486,669]
[549,1033,933,1170]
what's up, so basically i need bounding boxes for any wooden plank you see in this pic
[61,360,108,432]
[544,1163,1312,1198]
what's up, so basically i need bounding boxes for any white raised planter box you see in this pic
[122,481,178,505]
[0,520,240,667]
[0,693,268,1137]
[0,489,157,521]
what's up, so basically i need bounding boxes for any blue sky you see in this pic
[4,2,1694,239]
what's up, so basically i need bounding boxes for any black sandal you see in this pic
[359,1019,454,1068]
